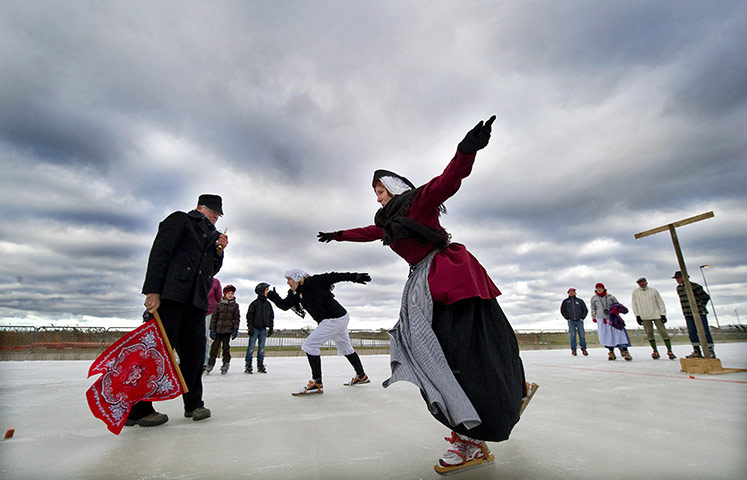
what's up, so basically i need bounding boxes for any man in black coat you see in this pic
[127,194,228,427]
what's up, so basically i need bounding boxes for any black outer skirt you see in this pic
[429,297,526,442]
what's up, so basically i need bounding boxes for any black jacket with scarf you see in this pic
[142,210,223,311]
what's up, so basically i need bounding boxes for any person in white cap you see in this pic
[267,269,372,395]
[317,116,534,475]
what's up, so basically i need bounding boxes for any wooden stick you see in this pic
[154,311,189,393]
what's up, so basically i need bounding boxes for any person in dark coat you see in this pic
[560,288,589,356]
[207,284,240,375]
[244,282,275,374]
[127,194,228,427]
[317,116,534,473]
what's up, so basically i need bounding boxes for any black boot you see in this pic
[257,363,267,373]
[244,361,253,374]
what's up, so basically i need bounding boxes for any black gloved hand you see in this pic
[457,115,496,155]
[317,231,336,243]
[267,328,273,337]
[636,316,643,326]
[231,329,238,340]
[355,273,371,284]
[661,315,667,324]
[266,288,278,301]
[248,327,255,337]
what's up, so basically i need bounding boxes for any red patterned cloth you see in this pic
[86,318,184,434]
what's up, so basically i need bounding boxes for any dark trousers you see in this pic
[128,299,207,419]
[685,314,714,348]
[208,333,232,366]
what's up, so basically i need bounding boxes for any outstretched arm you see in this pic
[318,225,384,243]
[416,115,496,211]
[266,288,299,311]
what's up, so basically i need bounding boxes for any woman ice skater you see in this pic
[317,115,536,475]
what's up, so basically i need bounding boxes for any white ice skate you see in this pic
[433,431,494,476]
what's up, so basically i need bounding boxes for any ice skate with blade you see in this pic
[434,431,495,476]
[344,373,371,386]
[291,379,323,396]
[520,382,539,416]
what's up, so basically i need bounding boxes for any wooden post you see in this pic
[667,225,712,358]
[634,212,715,362]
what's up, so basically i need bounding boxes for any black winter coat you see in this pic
[560,296,588,321]
[267,272,361,324]
[142,210,223,311]
[246,296,275,331]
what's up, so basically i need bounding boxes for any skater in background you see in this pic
[244,282,275,374]
[631,277,675,360]
[673,271,715,358]
[207,284,240,374]
[560,288,588,356]
[131,193,228,426]
[591,283,632,361]
[317,115,534,474]
[267,269,371,395]
[204,278,222,372]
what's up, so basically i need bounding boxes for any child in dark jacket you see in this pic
[207,284,240,374]
[244,282,275,374]
[267,268,371,395]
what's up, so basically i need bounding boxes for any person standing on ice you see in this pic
[267,269,372,395]
[560,287,589,356]
[131,194,228,426]
[244,282,275,374]
[591,282,632,361]
[631,277,675,360]
[317,115,536,475]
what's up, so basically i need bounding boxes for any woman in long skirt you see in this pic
[317,115,536,474]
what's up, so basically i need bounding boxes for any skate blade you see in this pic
[291,390,323,396]
[519,382,539,416]
[434,454,495,476]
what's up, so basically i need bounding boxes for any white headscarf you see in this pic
[284,268,309,282]
[379,175,413,195]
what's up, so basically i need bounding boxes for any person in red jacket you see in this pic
[318,116,535,474]
[204,278,223,371]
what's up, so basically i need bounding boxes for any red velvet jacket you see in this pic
[334,150,500,305]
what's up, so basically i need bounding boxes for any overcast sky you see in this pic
[1,1,745,332]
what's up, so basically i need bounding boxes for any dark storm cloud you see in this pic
[0,1,745,330]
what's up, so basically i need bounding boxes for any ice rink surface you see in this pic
[1,343,745,480]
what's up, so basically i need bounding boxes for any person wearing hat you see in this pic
[267,269,372,395]
[672,271,715,358]
[130,194,228,426]
[244,282,275,374]
[560,288,589,356]
[631,278,675,360]
[316,116,533,474]
[590,283,633,361]
[207,284,241,374]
